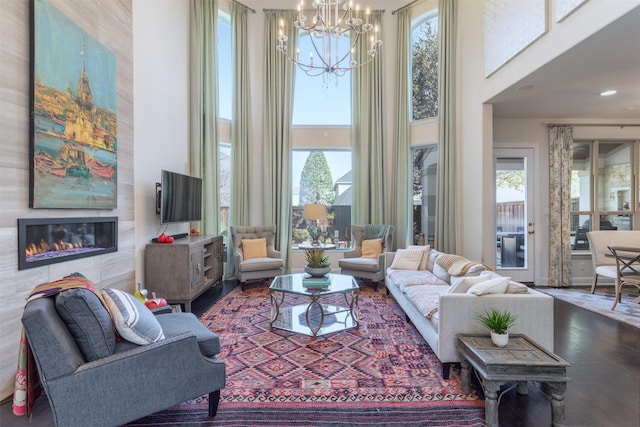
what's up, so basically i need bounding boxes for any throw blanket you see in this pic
[12,276,106,417]
[363,224,388,241]
[435,254,487,276]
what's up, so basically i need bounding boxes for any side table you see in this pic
[457,334,570,427]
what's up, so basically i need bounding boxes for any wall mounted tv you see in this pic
[158,170,203,224]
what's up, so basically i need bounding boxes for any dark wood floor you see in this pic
[2,282,638,427]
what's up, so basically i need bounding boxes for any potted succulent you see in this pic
[304,248,331,277]
[476,308,517,347]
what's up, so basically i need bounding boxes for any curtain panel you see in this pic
[189,0,220,236]
[263,10,297,271]
[435,0,457,253]
[548,125,574,288]
[391,7,412,249]
[351,10,386,225]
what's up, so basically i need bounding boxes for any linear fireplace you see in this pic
[18,217,118,270]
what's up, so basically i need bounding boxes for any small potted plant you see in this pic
[304,249,331,277]
[476,308,517,347]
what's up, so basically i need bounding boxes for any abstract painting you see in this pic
[30,0,117,208]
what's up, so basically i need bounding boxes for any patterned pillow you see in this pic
[362,238,383,258]
[242,238,267,259]
[389,248,424,271]
[102,288,165,345]
[408,245,431,270]
[55,288,116,361]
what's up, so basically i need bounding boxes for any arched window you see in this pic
[411,10,438,121]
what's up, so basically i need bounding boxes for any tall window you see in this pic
[217,12,231,237]
[292,32,352,125]
[571,140,638,250]
[411,11,439,121]
[411,144,438,245]
[291,31,353,247]
[292,150,352,246]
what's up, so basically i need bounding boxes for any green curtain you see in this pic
[351,10,385,225]
[227,0,252,278]
[263,10,297,271]
[189,0,219,236]
[391,8,412,249]
[435,0,456,253]
[548,126,574,288]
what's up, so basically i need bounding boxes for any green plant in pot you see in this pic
[304,249,330,276]
[476,308,517,347]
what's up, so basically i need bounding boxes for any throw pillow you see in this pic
[362,238,383,259]
[466,276,511,296]
[242,238,267,260]
[448,273,492,294]
[426,249,441,272]
[506,281,529,294]
[432,263,451,283]
[389,248,424,271]
[102,288,165,345]
[55,288,116,361]
[408,245,431,270]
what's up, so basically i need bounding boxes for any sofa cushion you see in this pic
[156,312,221,356]
[339,257,380,272]
[242,238,267,260]
[102,288,165,345]
[389,248,424,270]
[55,288,116,361]
[408,245,431,270]
[362,238,383,258]
[239,257,283,272]
[467,276,510,295]
[388,269,448,292]
[432,263,451,283]
[404,284,450,318]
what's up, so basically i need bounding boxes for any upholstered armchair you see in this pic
[339,224,394,290]
[21,291,225,427]
[230,225,284,286]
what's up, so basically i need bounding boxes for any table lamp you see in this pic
[303,203,327,245]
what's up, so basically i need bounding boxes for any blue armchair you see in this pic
[21,293,225,427]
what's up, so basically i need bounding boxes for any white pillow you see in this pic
[432,263,450,283]
[408,245,431,270]
[389,248,424,271]
[449,273,492,293]
[102,288,165,345]
[427,249,441,272]
[466,276,511,296]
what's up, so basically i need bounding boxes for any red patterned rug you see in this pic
[125,283,485,426]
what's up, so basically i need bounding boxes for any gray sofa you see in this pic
[385,248,554,379]
[22,290,225,427]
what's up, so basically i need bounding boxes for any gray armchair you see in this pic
[339,224,394,290]
[21,294,225,427]
[230,225,284,287]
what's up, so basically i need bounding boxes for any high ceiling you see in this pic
[489,6,640,120]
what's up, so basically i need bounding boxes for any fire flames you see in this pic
[25,239,85,258]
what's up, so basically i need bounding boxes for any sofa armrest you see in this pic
[437,290,554,363]
[385,252,396,269]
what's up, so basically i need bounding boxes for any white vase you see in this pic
[490,331,509,347]
[305,265,331,277]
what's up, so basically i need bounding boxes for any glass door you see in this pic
[495,149,534,282]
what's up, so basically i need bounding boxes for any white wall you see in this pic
[133,0,190,287]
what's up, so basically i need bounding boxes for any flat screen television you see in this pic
[159,170,202,224]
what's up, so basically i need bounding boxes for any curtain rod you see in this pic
[393,0,425,14]
[263,8,386,13]
[232,0,256,13]
[547,123,640,128]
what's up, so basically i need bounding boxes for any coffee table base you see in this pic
[270,303,358,337]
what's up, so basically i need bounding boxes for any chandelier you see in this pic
[277,0,382,81]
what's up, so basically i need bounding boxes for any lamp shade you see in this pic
[302,204,327,220]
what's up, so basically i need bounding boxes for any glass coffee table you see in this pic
[269,273,360,337]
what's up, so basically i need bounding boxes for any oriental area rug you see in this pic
[125,283,485,426]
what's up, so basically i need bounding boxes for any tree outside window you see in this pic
[412,13,439,121]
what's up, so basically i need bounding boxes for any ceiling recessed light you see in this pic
[600,90,617,96]
[517,84,534,91]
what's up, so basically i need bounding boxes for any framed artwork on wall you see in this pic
[30,0,117,209]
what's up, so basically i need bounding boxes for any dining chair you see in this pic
[606,245,640,310]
